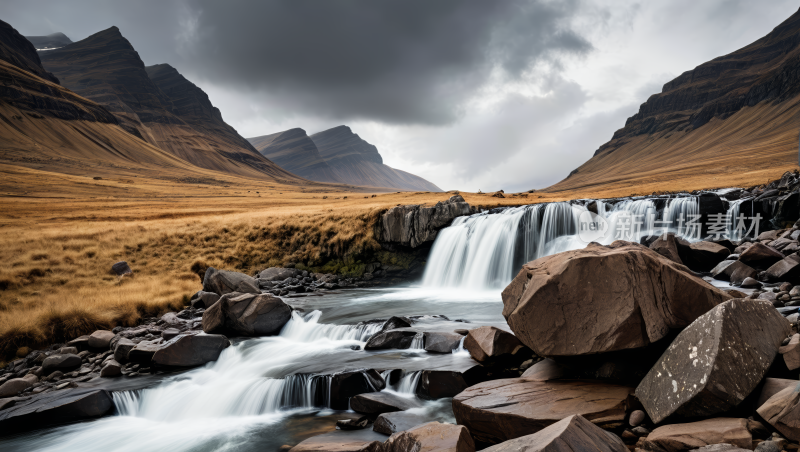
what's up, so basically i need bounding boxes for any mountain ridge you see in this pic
[249,128,343,184]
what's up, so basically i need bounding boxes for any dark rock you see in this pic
[758,383,800,441]
[635,299,790,423]
[258,267,296,281]
[0,388,113,434]
[202,292,292,336]
[698,193,726,238]
[741,277,762,288]
[629,410,646,427]
[87,330,115,350]
[416,370,468,399]
[453,378,633,445]
[381,316,413,331]
[329,370,386,411]
[754,441,781,452]
[521,359,568,381]
[423,332,463,353]
[739,243,785,270]
[481,414,626,452]
[189,291,220,309]
[100,360,122,377]
[202,267,260,296]
[710,260,758,284]
[364,330,418,350]
[350,392,423,415]
[650,233,688,265]
[642,418,752,452]
[454,329,469,336]
[152,334,230,367]
[337,416,371,431]
[41,354,81,376]
[779,333,800,370]
[111,261,132,276]
[382,422,475,452]
[502,242,731,357]
[685,241,731,272]
[161,328,180,341]
[0,375,37,398]
[375,195,471,248]
[66,335,90,351]
[463,326,528,363]
[766,255,800,284]
[127,340,161,363]
[113,337,136,363]
[58,346,78,355]
[757,378,798,407]
[374,412,437,435]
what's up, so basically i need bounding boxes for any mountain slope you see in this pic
[0,20,59,84]
[25,32,72,50]
[547,8,800,194]
[39,27,303,182]
[249,128,343,184]
[310,126,441,191]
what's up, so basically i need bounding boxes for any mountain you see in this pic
[38,26,303,182]
[547,8,800,194]
[25,32,72,50]
[310,126,441,191]
[0,21,59,84]
[249,128,343,184]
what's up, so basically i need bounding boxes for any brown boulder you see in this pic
[739,243,784,270]
[650,233,687,265]
[202,292,292,336]
[635,300,790,423]
[766,255,800,284]
[779,334,800,371]
[641,418,752,452]
[463,326,527,363]
[757,383,800,441]
[481,414,626,452]
[520,359,567,381]
[382,422,475,452]
[710,260,758,285]
[685,242,731,272]
[350,392,422,415]
[289,429,385,452]
[202,267,260,296]
[453,378,633,445]
[502,241,730,357]
[757,378,798,407]
[374,412,437,435]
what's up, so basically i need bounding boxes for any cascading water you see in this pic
[408,333,424,350]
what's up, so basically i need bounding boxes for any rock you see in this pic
[127,340,161,363]
[350,392,423,415]
[258,267,296,282]
[740,243,785,270]
[382,422,475,452]
[779,334,800,370]
[0,375,37,398]
[521,359,567,381]
[741,277,762,288]
[202,267,260,296]
[710,260,758,285]
[111,261,132,276]
[67,335,90,351]
[161,328,180,341]
[382,316,413,331]
[41,354,81,376]
[87,330,115,350]
[375,195,472,248]
[650,233,687,265]
[757,383,800,441]
[57,346,78,355]
[642,418,752,452]
[113,337,136,363]
[189,291,220,309]
[337,416,371,430]
[758,231,782,242]
[635,299,790,423]
[374,412,437,435]
[330,370,386,411]
[722,289,747,298]
[364,330,418,350]
[0,388,113,433]
[463,326,527,363]
[481,414,626,452]
[289,429,385,452]
[501,241,731,357]
[757,378,798,407]
[152,334,230,367]
[685,242,731,272]
[754,441,781,452]
[454,329,469,336]
[453,378,633,445]
[766,255,800,284]
[629,410,647,427]
[416,370,468,399]
[423,332,463,353]
[202,292,292,336]
[100,360,122,377]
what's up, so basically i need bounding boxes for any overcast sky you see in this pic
[6,0,799,191]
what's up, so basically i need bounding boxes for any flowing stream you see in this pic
[0,193,751,451]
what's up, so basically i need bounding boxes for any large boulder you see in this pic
[635,299,790,424]
[757,378,798,407]
[364,330,418,350]
[374,412,439,435]
[350,392,423,415]
[641,418,752,452]
[766,255,800,284]
[739,243,784,270]
[0,388,113,433]
[375,195,471,248]
[330,370,386,411]
[685,242,731,272]
[453,378,633,445]
[152,334,230,367]
[710,260,758,285]
[501,241,731,357]
[481,414,626,452]
[382,422,475,452]
[757,383,800,441]
[87,330,115,350]
[779,333,800,370]
[41,354,81,375]
[423,332,463,353]
[202,267,260,296]
[189,291,220,309]
[650,233,688,265]
[202,292,292,336]
[417,370,469,399]
[127,340,161,363]
[463,326,528,363]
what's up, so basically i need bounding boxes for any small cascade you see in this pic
[408,333,424,350]
[726,198,747,241]
[281,311,382,342]
[452,337,467,355]
[662,197,700,238]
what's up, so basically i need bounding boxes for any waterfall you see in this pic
[408,333,424,350]
[726,198,747,241]
[281,310,382,342]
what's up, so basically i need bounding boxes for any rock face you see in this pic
[202,267,260,295]
[310,125,441,191]
[202,292,292,336]
[481,414,627,452]
[151,334,230,367]
[329,370,386,411]
[463,326,527,363]
[376,195,471,248]
[350,392,423,415]
[249,128,343,184]
[24,32,72,50]
[382,422,475,452]
[635,299,790,423]
[757,383,800,441]
[641,418,752,452]
[0,20,59,84]
[453,378,633,445]
[502,241,731,357]
[0,388,113,433]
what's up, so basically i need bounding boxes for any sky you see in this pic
[5,0,800,191]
